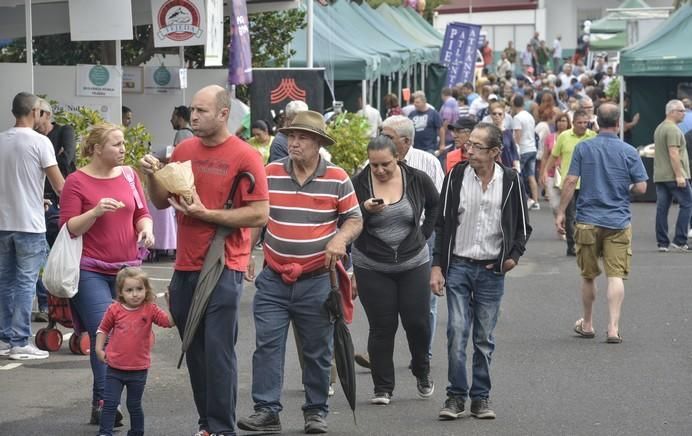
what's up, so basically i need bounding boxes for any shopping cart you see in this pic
[35,294,90,355]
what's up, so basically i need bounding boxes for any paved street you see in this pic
[1,202,691,436]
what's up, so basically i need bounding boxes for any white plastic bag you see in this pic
[42,225,82,298]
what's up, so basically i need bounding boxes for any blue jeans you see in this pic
[35,276,48,312]
[99,367,147,436]
[251,267,334,416]
[655,181,692,247]
[0,231,48,347]
[445,258,505,401]
[169,268,244,436]
[427,233,437,360]
[70,269,117,404]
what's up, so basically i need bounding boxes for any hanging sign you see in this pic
[144,66,182,95]
[151,0,206,48]
[76,64,122,97]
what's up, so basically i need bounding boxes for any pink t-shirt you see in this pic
[97,302,173,370]
[544,133,559,177]
[59,168,151,275]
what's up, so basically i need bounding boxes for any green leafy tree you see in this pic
[53,105,151,168]
[326,112,370,175]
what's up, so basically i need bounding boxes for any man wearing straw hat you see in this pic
[238,110,362,434]
[141,85,270,436]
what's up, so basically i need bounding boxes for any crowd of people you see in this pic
[1,51,691,435]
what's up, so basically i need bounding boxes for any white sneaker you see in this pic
[688,229,692,239]
[527,199,535,209]
[0,340,10,356]
[328,383,336,397]
[530,202,541,211]
[9,343,49,360]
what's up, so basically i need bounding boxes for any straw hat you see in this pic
[279,110,335,146]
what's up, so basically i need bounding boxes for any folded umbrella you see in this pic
[325,269,357,423]
[177,172,255,368]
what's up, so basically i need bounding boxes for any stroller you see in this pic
[34,204,90,355]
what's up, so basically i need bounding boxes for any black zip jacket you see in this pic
[433,161,532,276]
[352,162,439,264]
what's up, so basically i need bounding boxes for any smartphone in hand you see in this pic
[372,198,385,205]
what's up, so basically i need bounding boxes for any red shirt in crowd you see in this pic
[97,302,173,371]
[170,136,269,272]
[59,168,151,275]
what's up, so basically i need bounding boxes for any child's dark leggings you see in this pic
[99,367,148,436]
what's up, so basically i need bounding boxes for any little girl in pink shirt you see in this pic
[95,267,174,436]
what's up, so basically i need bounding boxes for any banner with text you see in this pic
[250,69,324,127]
[228,0,253,85]
[76,64,122,97]
[151,0,206,48]
[205,0,224,66]
[439,22,482,88]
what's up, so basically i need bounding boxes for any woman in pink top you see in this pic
[540,112,571,215]
[59,123,153,427]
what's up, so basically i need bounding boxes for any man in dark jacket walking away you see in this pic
[431,123,531,421]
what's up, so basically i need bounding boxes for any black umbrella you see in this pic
[324,269,357,423]
[177,172,255,369]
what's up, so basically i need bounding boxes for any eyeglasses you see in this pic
[467,142,493,151]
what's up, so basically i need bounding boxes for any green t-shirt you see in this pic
[653,120,689,182]
[247,135,273,164]
[552,128,597,189]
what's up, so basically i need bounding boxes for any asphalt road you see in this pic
[1,202,691,436]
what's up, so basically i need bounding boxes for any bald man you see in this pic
[141,85,270,435]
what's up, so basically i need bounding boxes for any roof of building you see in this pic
[436,0,537,15]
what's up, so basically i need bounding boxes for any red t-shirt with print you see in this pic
[170,135,269,272]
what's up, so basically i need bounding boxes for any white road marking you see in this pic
[0,363,23,370]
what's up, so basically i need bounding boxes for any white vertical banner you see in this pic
[204,0,224,66]
[69,0,133,41]
[151,0,206,48]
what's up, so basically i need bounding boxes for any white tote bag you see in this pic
[42,225,82,298]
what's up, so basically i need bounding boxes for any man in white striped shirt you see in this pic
[431,123,531,421]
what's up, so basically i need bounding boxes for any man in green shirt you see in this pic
[541,110,596,255]
[654,99,691,252]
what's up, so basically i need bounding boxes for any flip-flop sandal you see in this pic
[574,318,595,338]
[606,334,623,344]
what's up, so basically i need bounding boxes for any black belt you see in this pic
[452,255,497,267]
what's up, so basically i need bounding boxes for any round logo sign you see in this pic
[89,65,110,86]
[153,66,172,86]
[157,0,202,42]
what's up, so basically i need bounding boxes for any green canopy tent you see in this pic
[399,5,445,42]
[376,4,442,60]
[590,0,652,51]
[620,4,692,146]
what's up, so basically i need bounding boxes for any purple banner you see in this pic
[228,0,252,85]
[439,22,482,88]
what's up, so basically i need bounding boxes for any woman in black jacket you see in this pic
[351,135,439,405]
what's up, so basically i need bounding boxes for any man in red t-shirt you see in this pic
[141,85,269,436]
[445,116,477,173]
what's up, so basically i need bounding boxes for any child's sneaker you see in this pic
[0,340,11,356]
[9,343,48,360]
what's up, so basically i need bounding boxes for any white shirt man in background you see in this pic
[0,92,64,360]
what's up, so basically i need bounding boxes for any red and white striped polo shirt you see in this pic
[264,157,361,270]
